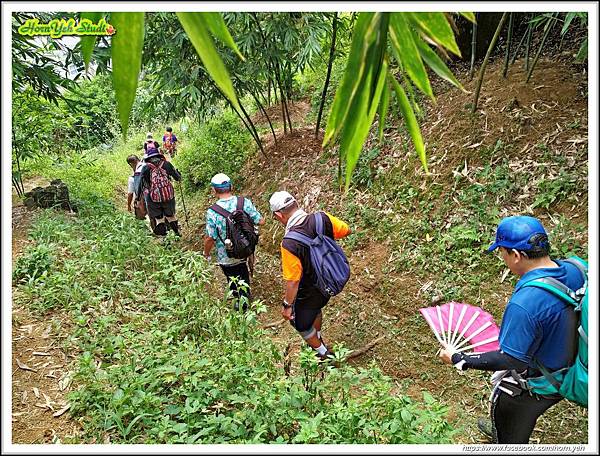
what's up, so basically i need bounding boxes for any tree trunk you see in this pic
[510,22,529,66]
[251,12,291,133]
[238,98,267,157]
[469,13,478,81]
[251,89,277,146]
[16,153,25,196]
[526,14,557,83]
[208,79,266,157]
[502,13,514,78]
[283,68,294,131]
[472,12,509,113]
[525,22,533,71]
[315,13,338,138]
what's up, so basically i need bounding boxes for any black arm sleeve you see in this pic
[163,161,181,181]
[137,165,150,194]
[451,350,529,372]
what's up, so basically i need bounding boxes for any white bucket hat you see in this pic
[269,191,296,212]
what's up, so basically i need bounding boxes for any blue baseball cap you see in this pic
[487,215,548,252]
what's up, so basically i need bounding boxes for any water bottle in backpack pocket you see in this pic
[284,212,350,297]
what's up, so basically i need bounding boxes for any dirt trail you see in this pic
[184,57,588,444]
[11,196,82,444]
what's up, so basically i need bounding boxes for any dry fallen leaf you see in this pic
[33,387,40,398]
[19,325,34,335]
[33,352,51,356]
[16,358,37,372]
[53,404,71,418]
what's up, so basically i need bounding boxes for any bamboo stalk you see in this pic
[469,13,478,81]
[315,13,338,138]
[525,22,533,71]
[209,79,266,157]
[238,98,268,157]
[472,12,509,113]
[526,13,558,83]
[250,89,277,146]
[502,13,514,78]
[510,22,529,65]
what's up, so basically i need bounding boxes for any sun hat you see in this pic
[269,191,296,212]
[146,132,153,140]
[210,173,231,189]
[143,146,163,160]
[487,215,548,252]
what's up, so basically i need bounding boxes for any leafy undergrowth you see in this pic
[13,201,455,444]
[182,57,589,444]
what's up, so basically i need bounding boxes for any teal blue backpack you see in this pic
[520,256,588,407]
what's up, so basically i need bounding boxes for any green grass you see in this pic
[14,195,455,444]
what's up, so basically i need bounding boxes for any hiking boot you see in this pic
[477,417,494,440]
[315,349,339,367]
[154,222,167,236]
[168,220,181,236]
[233,301,248,312]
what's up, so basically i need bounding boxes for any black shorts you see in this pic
[291,286,329,333]
[146,198,176,220]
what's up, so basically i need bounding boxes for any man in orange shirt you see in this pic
[270,191,351,360]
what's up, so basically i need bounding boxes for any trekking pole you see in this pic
[177,180,190,229]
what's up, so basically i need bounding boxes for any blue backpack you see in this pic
[521,256,588,407]
[284,212,350,297]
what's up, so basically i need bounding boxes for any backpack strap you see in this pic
[237,196,245,212]
[563,257,588,275]
[521,277,579,306]
[209,204,231,219]
[532,359,567,393]
[314,211,325,235]
[209,204,231,245]
[563,258,588,299]
[284,229,315,247]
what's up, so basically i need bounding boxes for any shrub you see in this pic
[174,111,253,192]
[14,191,455,444]
[12,242,55,285]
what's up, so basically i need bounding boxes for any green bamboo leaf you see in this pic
[111,12,145,137]
[389,13,432,98]
[177,12,240,112]
[400,69,423,117]
[561,12,576,35]
[323,12,378,147]
[459,12,476,23]
[407,12,461,56]
[390,74,429,173]
[575,38,587,61]
[343,60,388,190]
[80,12,102,71]
[415,38,465,91]
[202,12,245,61]
[377,83,390,142]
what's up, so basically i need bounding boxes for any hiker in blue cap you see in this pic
[438,215,586,444]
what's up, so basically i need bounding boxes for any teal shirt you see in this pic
[205,196,262,265]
